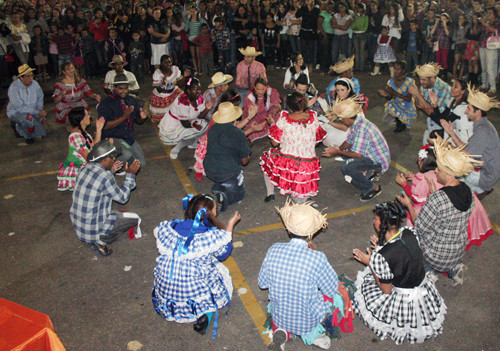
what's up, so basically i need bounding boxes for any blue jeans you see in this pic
[211,171,245,211]
[288,35,300,54]
[9,112,47,139]
[331,34,349,64]
[341,157,382,194]
[93,40,107,74]
[423,257,455,278]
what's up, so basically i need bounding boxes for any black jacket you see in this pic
[399,29,424,53]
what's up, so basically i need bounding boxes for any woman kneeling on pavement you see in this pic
[152,194,241,337]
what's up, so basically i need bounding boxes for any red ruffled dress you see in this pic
[260,110,326,199]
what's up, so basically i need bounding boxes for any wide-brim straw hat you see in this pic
[239,46,262,57]
[109,54,128,68]
[212,102,243,124]
[433,135,483,178]
[414,62,441,78]
[326,95,363,120]
[17,64,36,77]
[208,72,233,88]
[276,199,328,238]
[330,55,355,74]
[467,83,500,112]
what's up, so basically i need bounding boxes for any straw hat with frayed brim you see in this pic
[414,62,442,78]
[109,55,128,68]
[208,72,233,88]
[325,95,363,120]
[17,64,36,77]
[212,102,243,124]
[276,199,328,239]
[467,82,500,112]
[330,55,355,74]
[239,46,262,57]
[433,135,483,178]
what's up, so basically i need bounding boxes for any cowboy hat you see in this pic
[113,73,130,86]
[208,72,233,88]
[276,199,328,238]
[212,102,243,124]
[109,55,128,68]
[238,46,262,57]
[17,64,36,77]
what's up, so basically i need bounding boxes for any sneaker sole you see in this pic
[360,189,382,202]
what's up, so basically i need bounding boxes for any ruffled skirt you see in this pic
[57,162,86,191]
[149,88,182,123]
[354,267,447,345]
[193,133,208,174]
[260,148,321,198]
[466,194,493,250]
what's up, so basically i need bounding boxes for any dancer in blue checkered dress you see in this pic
[353,201,447,345]
[152,194,241,337]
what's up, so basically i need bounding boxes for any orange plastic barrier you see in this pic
[0,298,66,351]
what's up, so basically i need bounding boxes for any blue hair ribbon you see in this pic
[183,194,194,211]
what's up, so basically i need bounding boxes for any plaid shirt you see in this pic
[346,117,391,173]
[70,163,136,243]
[420,77,452,131]
[415,187,473,272]
[213,26,231,53]
[258,239,338,335]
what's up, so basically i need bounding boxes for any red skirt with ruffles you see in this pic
[260,148,321,198]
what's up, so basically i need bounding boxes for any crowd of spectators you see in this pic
[1,0,499,93]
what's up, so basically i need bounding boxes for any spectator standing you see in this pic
[430,13,451,75]
[296,0,319,72]
[129,32,145,83]
[193,23,214,77]
[185,6,204,75]
[400,19,423,73]
[30,25,49,81]
[331,1,352,66]
[8,11,30,65]
[104,26,125,63]
[261,14,281,68]
[213,18,232,73]
[352,2,368,71]
[477,7,500,95]
[318,0,335,74]
[285,0,302,54]
[148,7,170,69]
[89,8,109,74]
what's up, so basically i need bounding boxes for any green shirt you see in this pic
[320,11,334,35]
[352,15,368,33]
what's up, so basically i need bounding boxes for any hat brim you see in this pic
[109,60,128,68]
[208,75,234,88]
[212,106,243,124]
[113,80,130,86]
[17,67,36,77]
[238,48,262,56]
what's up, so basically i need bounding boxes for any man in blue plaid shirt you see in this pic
[70,140,141,256]
[259,200,338,350]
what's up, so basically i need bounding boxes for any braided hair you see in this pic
[249,77,269,103]
[67,107,92,149]
[373,201,407,246]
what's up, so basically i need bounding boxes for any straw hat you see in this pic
[17,64,36,77]
[212,102,243,124]
[330,55,355,74]
[109,55,128,68]
[467,83,500,112]
[208,72,233,88]
[276,199,328,238]
[414,62,441,78]
[433,135,483,178]
[239,46,262,57]
[326,95,363,120]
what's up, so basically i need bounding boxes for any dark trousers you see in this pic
[300,36,316,66]
[341,157,382,195]
[331,34,349,64]
[211,171,245,209]
[319,34,333,72]
[100,212,139,244]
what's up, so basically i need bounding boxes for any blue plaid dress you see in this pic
[152,220,233,323]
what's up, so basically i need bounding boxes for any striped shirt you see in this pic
[346,116,391,173]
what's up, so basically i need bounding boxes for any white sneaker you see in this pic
[452,263,467,286]
[312,334,331,349]
[426,270,439,283]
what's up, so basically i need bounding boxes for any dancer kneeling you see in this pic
[152,194,241,336]
[352,201,447,345]
[260,92,326,203]
[259,200,338,350]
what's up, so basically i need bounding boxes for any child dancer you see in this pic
[371,27,396,77]
[260,92,327,203]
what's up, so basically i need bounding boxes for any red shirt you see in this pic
[89,20,109,41]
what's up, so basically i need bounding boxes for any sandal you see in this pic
[87,243,113,256]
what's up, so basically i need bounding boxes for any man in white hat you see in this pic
[71,140,141,256]
[440,85,500,199]
[98,74,148,172]
[235,46,267,105]
[203,72,233,120]
[104,55,140,95]
[322,97,390,202]
[7,64,47,144]
[259,200,338,350]
[398,136,481,286]
[408,63,452,144]
[204,102,251,212]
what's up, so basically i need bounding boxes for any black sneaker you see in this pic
[360,186,382,202]
[368,172,380,182]
[264,194,275,202]
[193,314,209,335]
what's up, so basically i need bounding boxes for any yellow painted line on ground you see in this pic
[156,134,269,345]
[0,155,168,182]
[235,204,373,236]
[391,160,412,175]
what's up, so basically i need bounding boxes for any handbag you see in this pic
[486,30,500,49]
